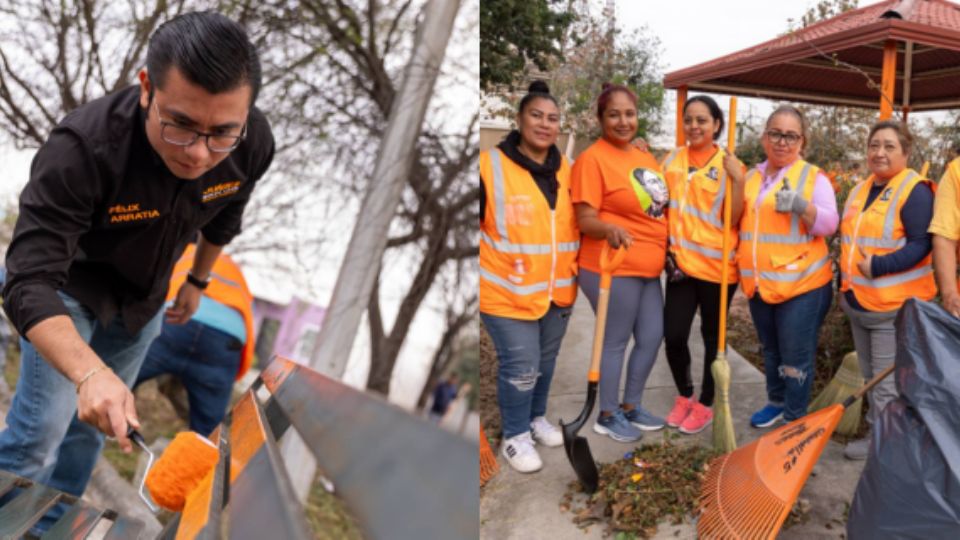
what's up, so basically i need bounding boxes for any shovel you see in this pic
[561,242,626,493]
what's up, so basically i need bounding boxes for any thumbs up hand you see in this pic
[856,245,874,279]
[775,182,808,215]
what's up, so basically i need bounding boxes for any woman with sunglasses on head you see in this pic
[479,81,580,474]
[659,95,746,434]
[570,82,668,443]
[733,105,839,430]
[838,121,935,460]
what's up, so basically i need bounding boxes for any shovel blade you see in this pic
[566,432,598,493]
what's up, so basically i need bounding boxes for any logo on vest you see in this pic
[108,203,160,224]
[879,187,893,202]
[706,167,719,180]
[202,181,242,203]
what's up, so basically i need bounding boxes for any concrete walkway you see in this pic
[480,293,866,539]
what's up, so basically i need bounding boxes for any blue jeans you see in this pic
[0,292,162,529]
[748,283,832,421]
[135,319,242,437]
[481,304,572,439]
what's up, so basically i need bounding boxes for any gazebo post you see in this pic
[676,86,687,146]
[879,40,898,120]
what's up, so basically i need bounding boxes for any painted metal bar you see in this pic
[43,502,105,539]
[0,483,62,537]
[102,517,145,540]
[880,39,898,119]
[261,356,478,540]
[224,391,309,540]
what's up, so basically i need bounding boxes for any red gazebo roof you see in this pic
[664,0,960,111]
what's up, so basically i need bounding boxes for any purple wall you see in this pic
[253,296,326,365]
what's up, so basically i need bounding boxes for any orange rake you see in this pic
[480,423,499,486]
[697,364,894,539]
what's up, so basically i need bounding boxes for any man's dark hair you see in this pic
[146,11,261,105]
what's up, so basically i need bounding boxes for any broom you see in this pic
[711,96,737,453]
[697,364,894,539]
[480,423,499,486]
[807,351,863,436]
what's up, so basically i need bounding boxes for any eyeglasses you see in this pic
[153,99,246,153]
[765,130,802,146]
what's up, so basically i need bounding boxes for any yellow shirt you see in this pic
[929,157,960,240]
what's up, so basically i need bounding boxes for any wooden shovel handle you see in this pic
[589,243,626,382]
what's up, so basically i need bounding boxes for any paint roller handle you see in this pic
[843,364,895,408]
[126,426,159,513]
[127,427,147,449]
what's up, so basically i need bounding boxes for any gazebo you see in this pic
[664,0,960,145]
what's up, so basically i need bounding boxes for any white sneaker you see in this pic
[530,416,563,447]
[501,432,542,473]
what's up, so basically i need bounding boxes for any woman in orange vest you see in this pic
[838,121,935,460]
[479,81,579,474]
[571,83,668,443]
[734,105,838,429]
[660,95,745,435]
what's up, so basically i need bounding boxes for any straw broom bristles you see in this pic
[480,424,499,486]
[808,351,863,436]
[711,353,737,453]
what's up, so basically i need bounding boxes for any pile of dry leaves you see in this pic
[560,433,717,538]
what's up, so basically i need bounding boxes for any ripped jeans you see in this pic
[481,304,572,439]
[748,283,832,422]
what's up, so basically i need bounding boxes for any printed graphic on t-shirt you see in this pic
[630,168,669,218]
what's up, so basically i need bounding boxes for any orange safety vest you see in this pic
[480,148,579,320]
[168,244,256,379]
[840,169,936,312]
[738,159,833,303]
[662,147,738,284]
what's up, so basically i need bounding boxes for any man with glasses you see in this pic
[0,11,273,528]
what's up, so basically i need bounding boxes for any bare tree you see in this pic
[0,0,208,147]
[247,0,479,396]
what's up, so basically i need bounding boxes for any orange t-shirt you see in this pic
[571,138,668,277]
[687,144,720,169]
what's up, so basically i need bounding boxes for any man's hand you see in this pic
[857,246,873,279]
[76,368,139,453]
[165,281,202,324]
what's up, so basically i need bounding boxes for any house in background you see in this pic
[252,296,326,368]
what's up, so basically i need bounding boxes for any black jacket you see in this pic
[3,85,274,335]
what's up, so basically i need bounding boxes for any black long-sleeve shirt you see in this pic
[2,86,274,335]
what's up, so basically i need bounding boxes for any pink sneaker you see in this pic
[679,402,713,434]
[666,396,694,427]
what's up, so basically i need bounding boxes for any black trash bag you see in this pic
[848,298,960,538]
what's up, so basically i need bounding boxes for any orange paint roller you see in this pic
[132,429,220,512]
